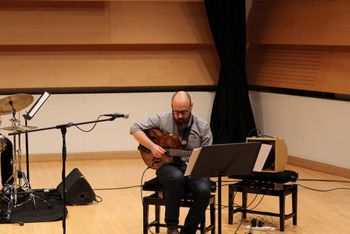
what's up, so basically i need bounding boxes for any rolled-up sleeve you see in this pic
[129,114,162,135]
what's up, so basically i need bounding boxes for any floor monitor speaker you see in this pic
[57,168,95,205]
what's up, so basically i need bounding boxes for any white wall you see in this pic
[2,90,348,169]
[0,92,215,154]
[250,91,350,169]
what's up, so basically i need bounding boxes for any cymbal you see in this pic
[0,125,38,132]
[0,93,34,115]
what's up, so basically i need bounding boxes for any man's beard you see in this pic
[174,116,191,129]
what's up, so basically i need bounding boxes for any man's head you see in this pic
[171,91,193,128]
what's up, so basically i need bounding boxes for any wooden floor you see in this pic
[0,157,350,234]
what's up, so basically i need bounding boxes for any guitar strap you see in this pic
[179,116,194,148]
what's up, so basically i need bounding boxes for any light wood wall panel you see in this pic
[0,50,218,89]
[0,2,111,45]
[247,0,350,95]
[110,50,218,87]
[0,1,211,45]
[247,45,350,95]
[0,51,112,88]
[0,0,218,92]
[247,0,350,46]
[109,2,212,44]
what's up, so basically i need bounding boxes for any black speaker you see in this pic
[57,168,95,205]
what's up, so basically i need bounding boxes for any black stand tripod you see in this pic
[9,116,120,234]
[185,142,262,234]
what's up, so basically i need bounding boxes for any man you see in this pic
[130,91,213,234]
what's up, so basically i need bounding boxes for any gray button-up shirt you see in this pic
[130,112,213,157]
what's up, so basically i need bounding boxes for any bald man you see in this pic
[130,91,213,234]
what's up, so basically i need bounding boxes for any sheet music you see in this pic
[184,147,201,176]
[253,143,272,172]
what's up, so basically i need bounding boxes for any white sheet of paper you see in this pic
[253,143,272,172]
[184,147,202,176]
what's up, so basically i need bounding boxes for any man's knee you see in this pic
[193,179,211,198]
[157,164,185,184]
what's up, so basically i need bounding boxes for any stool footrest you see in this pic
[233,208,295,219]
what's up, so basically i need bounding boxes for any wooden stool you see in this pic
[142,178,216,234]
[228,181,297,231]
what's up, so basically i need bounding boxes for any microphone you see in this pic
[102,112,129,119]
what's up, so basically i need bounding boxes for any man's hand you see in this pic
[150,144,166,158]
[132,130,166,158]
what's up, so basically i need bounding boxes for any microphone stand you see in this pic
[9,116,119,234]
[60,126,67,234]
[24,118,30,182]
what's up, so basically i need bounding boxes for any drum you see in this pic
[0,135,13,186]
[0,135,5,152]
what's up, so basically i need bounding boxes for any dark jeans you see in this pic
[156,163,211,234]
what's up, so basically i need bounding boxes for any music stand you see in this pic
[23,91,50,181]
[185,142,262,234]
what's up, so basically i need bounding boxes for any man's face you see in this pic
[172,101,192,128]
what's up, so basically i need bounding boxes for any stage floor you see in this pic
[0,156,349,234]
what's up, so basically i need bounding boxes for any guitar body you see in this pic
[138,128,190,170]
[139,150,174,170]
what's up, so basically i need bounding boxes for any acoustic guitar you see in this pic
[138,128,192,170]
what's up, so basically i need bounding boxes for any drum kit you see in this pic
[0,93,49,220]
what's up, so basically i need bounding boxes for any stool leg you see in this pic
[210,198,215,234]
[242,191,247,219]
[228,185,233,224]
[155,204,160,233]
[143,201,149,234]
[279,193,285,231]
[200,214,205,234]
[292,185,298,225]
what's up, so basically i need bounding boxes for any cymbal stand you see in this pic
[2,112,49,220]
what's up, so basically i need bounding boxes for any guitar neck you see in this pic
[165,148,192,158]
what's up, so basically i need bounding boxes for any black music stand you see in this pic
[185,142,262,234]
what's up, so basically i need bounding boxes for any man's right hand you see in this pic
[150,144,166,158]
[132,130,166,158]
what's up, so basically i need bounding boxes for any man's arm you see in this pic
[131,130,166,158]
[202,128,213,147]
[199,121,213,147]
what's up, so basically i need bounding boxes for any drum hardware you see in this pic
[1,125,37,132]
[0,93,34,115]
[4,112,121,233]
[0,134,6,152]
[0,93,37,132]
[0,94,50,220]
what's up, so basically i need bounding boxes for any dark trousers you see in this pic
[1,137,13,186]
[156,163,211,234]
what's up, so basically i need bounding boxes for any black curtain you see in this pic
[205,0,256,144]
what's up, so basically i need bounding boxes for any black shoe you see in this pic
[167,227,180,234]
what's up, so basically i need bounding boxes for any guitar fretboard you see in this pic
[166,148,192,158]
